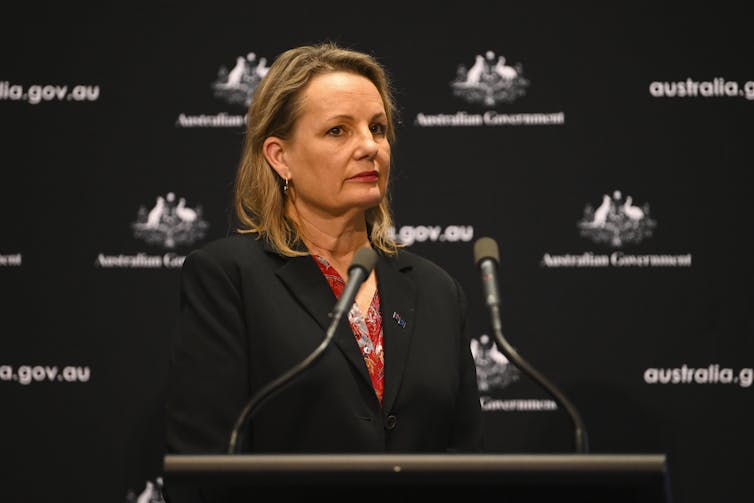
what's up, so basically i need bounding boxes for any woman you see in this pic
[164,42,483,458]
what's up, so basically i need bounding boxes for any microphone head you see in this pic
[351,246,379,273]
[473,236,500,266]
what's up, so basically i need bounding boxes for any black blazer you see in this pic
[165,233,483,455]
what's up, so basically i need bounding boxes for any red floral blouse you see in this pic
[313,255,384,404]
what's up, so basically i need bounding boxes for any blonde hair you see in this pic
[233,42,400,256]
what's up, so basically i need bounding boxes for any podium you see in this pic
[162,453,671,502]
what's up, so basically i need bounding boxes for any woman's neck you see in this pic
[289,205,370,271]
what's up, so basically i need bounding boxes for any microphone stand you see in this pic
[485,300,590,453]
[226,301,348,454]
[475,237,589,453]
[227,247,377,454]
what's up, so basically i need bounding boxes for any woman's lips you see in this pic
[349,171,379,182]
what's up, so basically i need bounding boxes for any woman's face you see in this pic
[281,71,390,219]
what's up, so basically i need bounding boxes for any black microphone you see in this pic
[473,237,590,454]
[474,237,504,336]
[227,246,379,454]
[330,247,378,327]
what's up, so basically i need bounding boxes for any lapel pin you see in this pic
[392,311,407,328]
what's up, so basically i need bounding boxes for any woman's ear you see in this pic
[262,137,290,180]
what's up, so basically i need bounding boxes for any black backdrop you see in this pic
[2,3,752,502]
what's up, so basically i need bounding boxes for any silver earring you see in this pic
[283,178,289,195]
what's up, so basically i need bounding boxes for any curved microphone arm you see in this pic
[227,247,378,455]
[474,237,589,454]
[486,302,590,453]
[227,305,347,454]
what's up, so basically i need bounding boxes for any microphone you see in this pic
[227,246,379,454]
[330,247,378,327]
[473,237,590,454]
[474,237,504,336]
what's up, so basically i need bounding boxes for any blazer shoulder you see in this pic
[393,248,462,290]
[199,233,264,256]
[183,233,271,272]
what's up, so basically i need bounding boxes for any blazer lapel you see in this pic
[376,252,416,413]
[274,254,334,331]
[274,251,373,387]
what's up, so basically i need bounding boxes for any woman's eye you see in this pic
[370,123,387,135]
[327,126,343,136]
